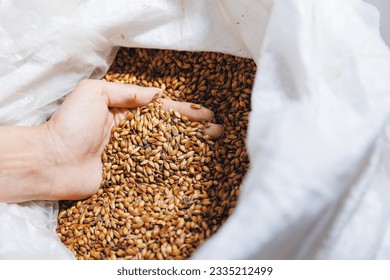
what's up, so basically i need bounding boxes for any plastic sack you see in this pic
[1,0,390,259]
[194,0,390,259]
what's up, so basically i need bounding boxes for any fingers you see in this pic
[78,80,162,108]
[111,108,129,125]
[160,99,223,138]
[204,123,224,139]
[160,99,214,121]
[80,80,210,120]
[79,80,223,138]
[104,83,162,108]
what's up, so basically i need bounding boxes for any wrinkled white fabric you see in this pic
[0,202,74,259]
[1,0,390,259]
[365,0,390,47]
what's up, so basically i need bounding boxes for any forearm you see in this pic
[0,126,53,203]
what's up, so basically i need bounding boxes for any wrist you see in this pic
[0,125,55,203]
[36,123,59,200]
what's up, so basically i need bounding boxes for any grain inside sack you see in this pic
[57,48,256,260]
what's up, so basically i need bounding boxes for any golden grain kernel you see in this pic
[190,104,202,110]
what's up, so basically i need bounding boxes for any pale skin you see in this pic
[0,79,223,203]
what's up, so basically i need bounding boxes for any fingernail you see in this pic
[218,124,225,136]
[210,110,215,120]
[153,92,161,99]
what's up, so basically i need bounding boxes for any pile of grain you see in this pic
[57,48,256,260]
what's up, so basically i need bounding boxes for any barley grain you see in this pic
[57,48,255,260]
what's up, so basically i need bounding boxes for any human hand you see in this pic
[40,79,223,201]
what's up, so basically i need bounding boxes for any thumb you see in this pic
[99,81,162,108]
